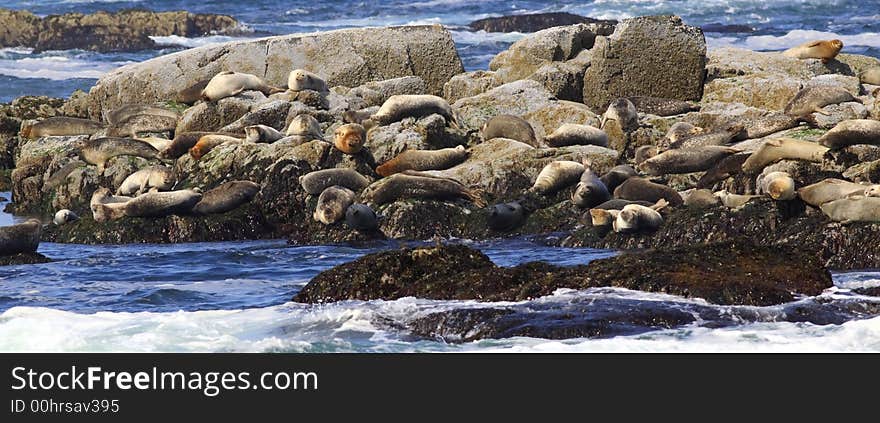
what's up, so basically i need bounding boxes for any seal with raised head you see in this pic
[543,124,608,147]
[117,165,176,196]
[757,170,796,200]
[784,86,860,119]
[79,137,159,174]
[0,219,41,256]
[21,117,104,139]
[613,178,683,206]
[286,114,324,141]
[639,146,739,176]
[614,199,667,234]
[820,195,880,223]
[345,203,379,231]
[818,119,880,149]
[783,39,843,63]
[571,162,611,208]
[53,209,79,226]
[480,115,539,147]
[189,135,244,160]
[370,95,456,126]
[715,190,761,209]
[313,186,357,225]
[529,161,584,194]
[376,145,468,177]
[601,98,638,133]
[92,189,202,221]
[288,69,329,93]
[300,168,370,195]
[626,97,700,116]
[43,160,86,191]
[359,171,484,207]
[487,201,527,231]
[245,125,285,143]
[89,188,131,222]
[333,123,366,155]
[668,123,746,149]
[193,180,260,215]
[201,71,283,101]
[741,138,828,173]
[797,178,877,207]
[697,152,751,189]
[599,165,637,193]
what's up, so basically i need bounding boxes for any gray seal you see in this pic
[487,201,527,231]
[79,137,159,174]
[543,124,608,147]
[571,163,611,208]
[53,209,79,226]
[818,119,880,149]
[0,219,42,255]
[626,96,700,116]
[480,115,539,147]
[639,146,739,176]
[370,95,456,126]
[314,186,357,225]
[299,168,370,195]
[359,171,484,207]
[345,204,380,232]
[192,181,261,215]
[784,86,860,118]
[613,178,683,206]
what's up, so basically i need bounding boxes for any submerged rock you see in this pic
[0,252,51,266]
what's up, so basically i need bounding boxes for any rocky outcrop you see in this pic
[468,12,616,33]
[442,71,503,104]
[0,252,50,266]
[293,241,832,306]
[582,15,707,111]
[0,9,242,52]
[87,25,464,120]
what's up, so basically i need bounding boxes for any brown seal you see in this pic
[613,177,683,206]
[189,135,244,160]
[79,137,159,174]
[783,39,843,63]
[313,186,357,225]
[376,145,468,177]
[480,114,539,147]
[192,180,261,215]
[300,168,371,195]
[359,171,484,207]
[21,116,104,139]
[332,123,366,154]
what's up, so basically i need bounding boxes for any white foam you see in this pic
[450,29,527,45]
[0,53,130,81]
[707,29,880,51]
[149,35,253,49]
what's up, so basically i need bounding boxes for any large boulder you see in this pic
[87,25,464,120]
[452,80,558,131]
[442,71,502,103]
[582,15,707,111]
[0,9,41,47]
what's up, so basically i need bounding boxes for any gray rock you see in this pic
[174,92,265,133]
[529,60,586,102]
[442,71,502,103]
[218,99,292,134]
[365,114,462,165]
[810,102,869,129]
[347,76,427,107]
[452,80,558,131]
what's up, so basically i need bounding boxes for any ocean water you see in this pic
[1,0,880,102]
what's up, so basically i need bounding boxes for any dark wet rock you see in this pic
[294,240,831,306]
[854,287,880,297]
[10,96,65,120]
[468,12,616,33]
[0,252,51,266]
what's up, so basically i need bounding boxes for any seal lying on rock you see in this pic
[668,123,745,149]
[861,67,880,85]
[601,98,638,132]
[820,195,880,223]
[159,132,220,159]
[613,178,683,206]
[819,119,880,149]
[189,135,244,160]
[314,186,357,225]
[91,188,202,221]
[715,190,761,209]
[529,161,584,194]
[783,39,843,63]
[682,189,720,208]
[370,95,456,126]
[104,104,179,126]
[664,122,704,146]
[639,146,738,176]
[626,96,700,116]
[333,123,366,154]
[345,204,379,232]
[288,69,329,93]
[488,201,527,231]
[136,137,173,152]
[343,107,380,126]
[176,79,211,104]
[53,209,79,226]
[614,200,667,234]
[104,104,179,136]
[797,178,878,207]
[360,171,484,207]
[201,71,283,101]
[599,165,637,193]
[697,152,750,189]
[593,199,653,210]
[481,115,539,147]
[42,160,86,191]
[784,86,860,119]
[245,125,285,143]
[376,146,468,177]
[757,170,796,201]
[300,168,370,195]
[21,117,104,139]
[543,124,608,147]
[571,163,611,208]
[78,137,159,174]
[193,181,260,215]
[0,219,41,256]
[588,208,620,228]
[286,114,324,141]
[116,165,176,196]
[634,145,660,165]
[741,138,828,173]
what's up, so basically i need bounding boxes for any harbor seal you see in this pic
[52,209,79,226]
[89,188,132,222]
[715,190,761,209]
[480,115,539,147]
[861,67,880,85]
[21,117,104,139]
[757,170,796,200]
[664,122,704,146]
[201,71,283,101]
[487,201,527,231]
[343,107,380,126]
[784,86,860,118]
[288,69,329,93]
[136,137,173,152]
[571,162,611,208]
[176,79,211,104]
[314,186,357,225]
[299,168,370,195]
[614,200,667,233]
[626,96,700,116]
[668,123,746,149]
[697,152,750,189]
[588,208,620,228]
[286,114,324,141]
[818,119,880,149]
[79,137,159,173]
[601,98,639,132]
[543,124,608,147]
[370,95,456,126]
[0,219,41,256]
[42,160,86,191]
[376,145,468,177]
[333,123,366,155]
[599,165,637,193]
[193,180,260,215]
[634,145,660,165]
[359,171,484,207]
[593,199,653,210]
[639,146,739,176]
[104,104,179,136]
[613,177,683,206]
[116,165,176,196]
[797,178,877,207]
[345,204,379,231]
[159,132,237,160]
[245,125,285,143]
[681,188,720,209]
[820,195,880,223]
[783,39,843,63]
[529,161,584,194]
[741,138,828,173]
[92,188,202,221]
[189,135,244,160]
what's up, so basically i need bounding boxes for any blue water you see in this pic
[1,0,880,102]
